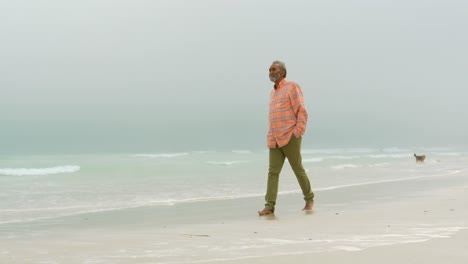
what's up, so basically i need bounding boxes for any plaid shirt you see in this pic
[267,78,308,148]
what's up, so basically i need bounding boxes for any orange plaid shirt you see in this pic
[267,78,308,148]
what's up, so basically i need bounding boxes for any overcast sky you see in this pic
[1,0,467,154]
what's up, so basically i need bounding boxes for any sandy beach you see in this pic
[1,163,467,264]
[199,183,468,264]
[211,229,468,264]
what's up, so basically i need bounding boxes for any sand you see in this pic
[1,170,467,263]
[197,184,468,264]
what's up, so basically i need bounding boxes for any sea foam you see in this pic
[331,164,362,170]
[302,148,377,154]
[232,150,252,154]
[205,160,249,166]
[132,152,189,158]
[0,166,80,176]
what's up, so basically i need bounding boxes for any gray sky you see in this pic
[1,0,467,154]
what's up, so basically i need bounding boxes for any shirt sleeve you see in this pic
[289,83,308,137]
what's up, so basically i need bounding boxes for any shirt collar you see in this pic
[274,78,288,90]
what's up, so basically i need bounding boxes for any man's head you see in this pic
[269,60,287,84]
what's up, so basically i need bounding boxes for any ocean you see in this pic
[1,147,467,263]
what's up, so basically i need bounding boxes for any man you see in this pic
[258,60,315,216]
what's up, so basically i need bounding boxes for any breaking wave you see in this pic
[0,166,80,176]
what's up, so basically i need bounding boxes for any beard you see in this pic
[269,73,281,82]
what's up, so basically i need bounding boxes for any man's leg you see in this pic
[282,136,315,206]
[263,146,286,212]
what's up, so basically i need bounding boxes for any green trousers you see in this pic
[265,135,314,211]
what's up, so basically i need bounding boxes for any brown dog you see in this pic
[414,153,426,163]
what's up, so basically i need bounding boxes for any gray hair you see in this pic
[272,60,287,77]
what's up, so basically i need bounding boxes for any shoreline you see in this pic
[1,171,467,263]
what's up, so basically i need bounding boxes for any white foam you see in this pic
[366,153,411,158]
[261,238,297,244]
[333,246,361,251]
[231,150,252,154]
[0,166,80,176]
[205,160,249,166]
[0,198,183,225]
[2,169,461,225]
[421,147,455,152]
[302,156,361,163]
[368,163,390,167]
[317,170,461,191]
[302,148,377,154]
[326,155,361,159]
[192,150,216,154]
[132,152,189,158]
[303,158,324,163]
[142,226,468,264]
[331,164,362,170]
[382,147,412,153]
[430,152,463,156]
[0,195,260,225]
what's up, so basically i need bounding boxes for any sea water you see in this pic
[1,147,466,226]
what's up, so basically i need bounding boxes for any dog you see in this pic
[414,153,426,163]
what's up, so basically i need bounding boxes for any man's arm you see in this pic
[289,83,308,137]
